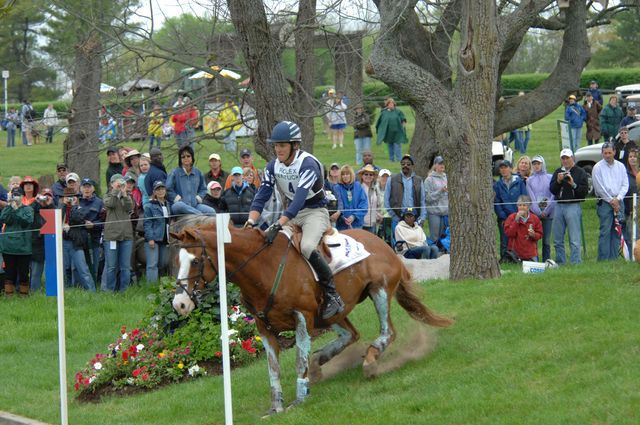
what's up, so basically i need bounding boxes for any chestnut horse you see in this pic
[171,219,453,414]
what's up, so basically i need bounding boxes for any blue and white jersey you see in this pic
[250,150,326,220]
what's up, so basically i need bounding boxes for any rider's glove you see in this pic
[264,222,282,245]
[243,218,256,229]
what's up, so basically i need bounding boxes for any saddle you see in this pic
[286,224,334,262]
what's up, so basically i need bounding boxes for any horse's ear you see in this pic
[183,227,199,240]
[169,231,183,241]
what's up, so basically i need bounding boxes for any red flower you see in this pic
[120,325,127,334]
[142,373,149,381]
[241,339,256,354]
[122,351,129,362]
[131,329,140,338]
[74,383,80,391]
[132,367,146,378]
[215,351,222,358]
[128,345,138,358]
[82,378,90,386]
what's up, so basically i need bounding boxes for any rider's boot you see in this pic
[308,250,344,319]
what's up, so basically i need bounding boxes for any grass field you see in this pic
[1,107,637,424]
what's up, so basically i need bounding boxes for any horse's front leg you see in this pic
[291,310,313,406]
[257,324,284,415]
[363,287,396,376]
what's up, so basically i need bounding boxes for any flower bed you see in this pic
[75,280,266,401]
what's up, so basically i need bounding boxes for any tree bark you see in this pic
[65,31,102,187]
[227,0,296,161]
[294,0,317,153]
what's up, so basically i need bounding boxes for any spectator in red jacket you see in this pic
[503,195,543,261]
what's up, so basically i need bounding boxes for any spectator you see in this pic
[123,149,142,180]
[623,148,638,254]
[515,156,532,183]
[377,168,393,244]
[619,105,638,129]
[79,178,104,282]
[514,122,531,154]
[105,146,123,187]
[19,176,39,206]
[549,149,589,264]
[30,189,55,291]
[376,97,407,162]
[224,148,262,189]
[61,187,96,291]
[143,181,172,283]
[424,156,449,242]
[384,154,426,241]
[218,99,241,152]
[587,80,604,106]
[204,153,229,187]
[321,88,336,135]
[592,142,628,261]
[527,155,555,262]
[332,164,367,231]
[503,195,543,262]
[20,99,34,146]
[613,126,637,164]
[98,116,117,144]
[65,173,81,197]
[138,156,151,206]
[494,160,527,261]
[327,93,348,149]
[103,174,134,292]
[171,98,197,147]
[144,147,167,196]
[202,181,228,213]
[242,167,257,189]
[358,164,383,234]
[51,163,68,205]
[166,145,214,216]
[147,104,164,148]
[8,175,21,191]
[43,104,58,144]
[564,94,586,152]
[600,96,624,142]
[5,107,18,148]
[222,166,255,227]
[394,208,439,260]
[358,150,380,173]
[353,104,372,166]
[0,187,34,296]
[327,162,341,186]
[583,92,602,146]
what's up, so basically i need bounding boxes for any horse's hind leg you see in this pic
[363,287,396,377]
[291,311,313,406]
[310,318,359,383]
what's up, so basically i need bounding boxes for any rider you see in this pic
[245,120,345,319]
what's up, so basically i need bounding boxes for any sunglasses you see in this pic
[363,173,375,177]
[180,155,192,158]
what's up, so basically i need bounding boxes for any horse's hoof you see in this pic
[286,398,306,412]
[309,357,323,384]
[362,346,380,379]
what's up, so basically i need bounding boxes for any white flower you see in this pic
[93,362,102,370]
[122,333,128,340]
[136,344,144,351]
[227,329,238,337]
[89,376,96,384]
[188,365,201,376]
[127,377,134,384]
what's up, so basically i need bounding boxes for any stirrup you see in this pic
[322,294,345,319]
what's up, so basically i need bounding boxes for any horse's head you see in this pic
[170,227,218,316]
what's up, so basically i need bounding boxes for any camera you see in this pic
[11,195,22,203]
[563,171,571,182]
[36,195,48,202]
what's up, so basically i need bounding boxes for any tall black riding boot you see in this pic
[308,250,344,319]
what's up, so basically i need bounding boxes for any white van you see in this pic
[615,83,640,112]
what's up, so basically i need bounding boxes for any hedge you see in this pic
[501,68,640,94]
[6,100,71,118]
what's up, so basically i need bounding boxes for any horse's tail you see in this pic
[395,265,454,328]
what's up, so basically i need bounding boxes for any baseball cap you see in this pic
[207,181,222,191]
[379,169,391,177]
[401,154,414,164]
[239,148,251,157]
[80,178,96,187]
[567,94,577,100]
[531,155,544,164]
[560,148,574,158]
[149,147,162,156]
[402,207,416,217]
[498,159,511,168]
[110,174,125,184]
[124,174,136,183]
[433,156,444,165]
[106,146,119,154]
[152,180,166,190]
[231,166,243,175]
[56,163,67,171]
[209,153,221,161]
[65,172,80,183]
[330,162,340,170]
[628,105,637,110]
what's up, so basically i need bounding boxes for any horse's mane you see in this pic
[169,215,216,234]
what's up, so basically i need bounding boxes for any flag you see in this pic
[614,217,630,261]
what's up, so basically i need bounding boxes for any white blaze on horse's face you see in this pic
[173,248,196,316]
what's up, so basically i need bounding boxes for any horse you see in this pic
[170,219,454,414]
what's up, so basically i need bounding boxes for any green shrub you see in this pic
[501,68,640,94]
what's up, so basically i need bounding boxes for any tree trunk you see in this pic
[294,0,317,153]
[65,32,102,187]
[227,0,296,161]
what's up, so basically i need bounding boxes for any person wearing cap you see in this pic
[144,147,167,196]
[376,168,393,243]
[376,97,408,162]
[592,142,629,261]
[327,162,341,186]
[103,173,135,292]
[65,172,81,198]
[166,144,215,216]
[600,96,624,142]
[424,156,449,242]
[550,148,589,264]
[143,180,172,283]
[614,126,637,164]
[327,92,348,149]
[565,94,587,152]
[106,146,124,187]
[19,176,39,206]
[494,159,527,261]
[51,163,68,206]
[526,155,555,261]
[218,99,241,152]
[619,104,638,129]
[247,120,345,319]
[394,208,439,260]
[222,166,256,227]
[353,104,372,165]
[30,188,55,291]
[358,164,383,234]
[587,80,603,106]
[61,186,96,291]
[147,104,164,148]
[583,92,602,146]
[0,187,34,296]
[333,164,368,231]
[225,148,262,189]
[79,178,105,280]
[322,88,336,135]
[503,195,543,262]
[384,154,427,242]
[203,180,228,213]
[205,153,229,187]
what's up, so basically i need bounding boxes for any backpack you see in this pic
[25,107,36,120]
